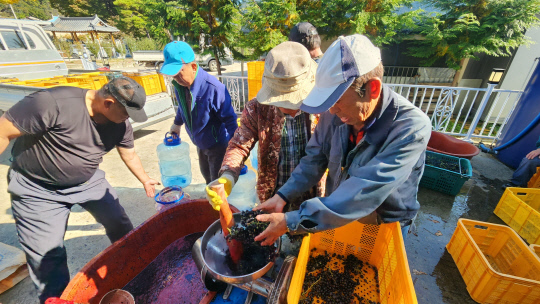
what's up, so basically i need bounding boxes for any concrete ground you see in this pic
[0,60,521,303]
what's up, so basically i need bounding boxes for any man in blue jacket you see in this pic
[254,35,431,245]
[160,41,237,184]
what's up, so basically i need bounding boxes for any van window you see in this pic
[0,39,5,50]
[22,33,36,49]
[1,31,25,49]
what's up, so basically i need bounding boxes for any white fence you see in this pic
[388,84,523,142]
[165,75,523,143]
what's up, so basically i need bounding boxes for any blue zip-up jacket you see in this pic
[278,85,432,234]
[172,68,237,150]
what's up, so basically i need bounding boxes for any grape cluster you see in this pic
[299,249,381,304]
[225,210,277,275]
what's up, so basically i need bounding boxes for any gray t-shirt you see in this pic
[6,87,134,187]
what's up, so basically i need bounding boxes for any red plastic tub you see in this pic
[427,131,480,160]
[60,199,236,304]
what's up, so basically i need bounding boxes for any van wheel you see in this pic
[208,59,218,72]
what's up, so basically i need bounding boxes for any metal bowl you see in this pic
[199,213,281,284]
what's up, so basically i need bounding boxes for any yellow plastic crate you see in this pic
[447,219,540,303]
[288,221,416,304]
[49,78,69,84]
[248,79,262,101]
[0,77,18,83]
[528,168,540,188]
[66,77,99,90]
[531,244,540,260]
[8,81,30,86]
[247,61,264,101]
[149,74,162,94]
[494,187,540,245]
[159,74,168,93]
[247,61,265,79]
[25,77,53,83]
[91,75,108,88]
[128,74,161,96]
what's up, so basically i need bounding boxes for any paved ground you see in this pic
[0,61,521,303]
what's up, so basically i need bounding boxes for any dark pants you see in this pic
[197,143,228,184]
[7,169,133,304]
[510,157,540,187]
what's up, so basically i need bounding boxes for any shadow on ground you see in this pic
[406,151,513,303]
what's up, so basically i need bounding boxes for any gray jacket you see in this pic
[279,85,432,234]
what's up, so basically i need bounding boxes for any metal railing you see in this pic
[163,74,523,143]
[384,66,456,84]
[216,75,249,113]
[163,75,249,114]
[388,84,523,142]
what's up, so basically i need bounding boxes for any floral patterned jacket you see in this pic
[219,99,325,210]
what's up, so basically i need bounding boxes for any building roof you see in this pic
[42,15,119,33]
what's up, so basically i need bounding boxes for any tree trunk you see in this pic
[452,58,470,87]
[213,46,222,75]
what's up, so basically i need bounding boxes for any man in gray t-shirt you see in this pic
[0,77,159,303]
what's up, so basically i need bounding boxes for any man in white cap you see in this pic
[253,34,432,245]
[205,41,324,212]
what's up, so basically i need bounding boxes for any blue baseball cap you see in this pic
[159,41,196,76]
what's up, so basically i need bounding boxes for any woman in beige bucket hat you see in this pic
[206,41,325,212]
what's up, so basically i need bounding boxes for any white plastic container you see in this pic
[227,165,258,211]
[156,133,192,188]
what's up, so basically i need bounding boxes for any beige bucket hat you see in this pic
[256,41,317,110]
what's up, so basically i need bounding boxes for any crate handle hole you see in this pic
[516,192,527,196]
[474,225,488,230]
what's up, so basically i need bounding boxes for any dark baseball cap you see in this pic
[289,22,318,43]
[104,76,148,122]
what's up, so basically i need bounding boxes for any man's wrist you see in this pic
[276,191,290,205]
[284,211,300,234]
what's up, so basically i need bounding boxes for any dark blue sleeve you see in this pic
[536,136,540,148]
[214,87,237,139]
[173,87,184,126]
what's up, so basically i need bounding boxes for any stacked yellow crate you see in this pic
[124,72,162,96]
[0,77,19,83]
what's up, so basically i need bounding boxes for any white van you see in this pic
[0,18,68,80]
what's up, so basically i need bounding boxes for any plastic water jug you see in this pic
[156,133,192,188]
[154,186,191,212]
[227,165,258,211]
[249,142,259,170]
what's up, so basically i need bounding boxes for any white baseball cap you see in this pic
[300,34,382,114]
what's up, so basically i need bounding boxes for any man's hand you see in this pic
[526,148,540,160]
[143,178,160,197]
[253,194,287,213]
[254,213,288,246]
[170,124,181,136]
[117,147,160,199]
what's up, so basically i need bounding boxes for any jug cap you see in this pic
[240,165,248,175]
[164,132,181,146]
[154,186,185,205]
